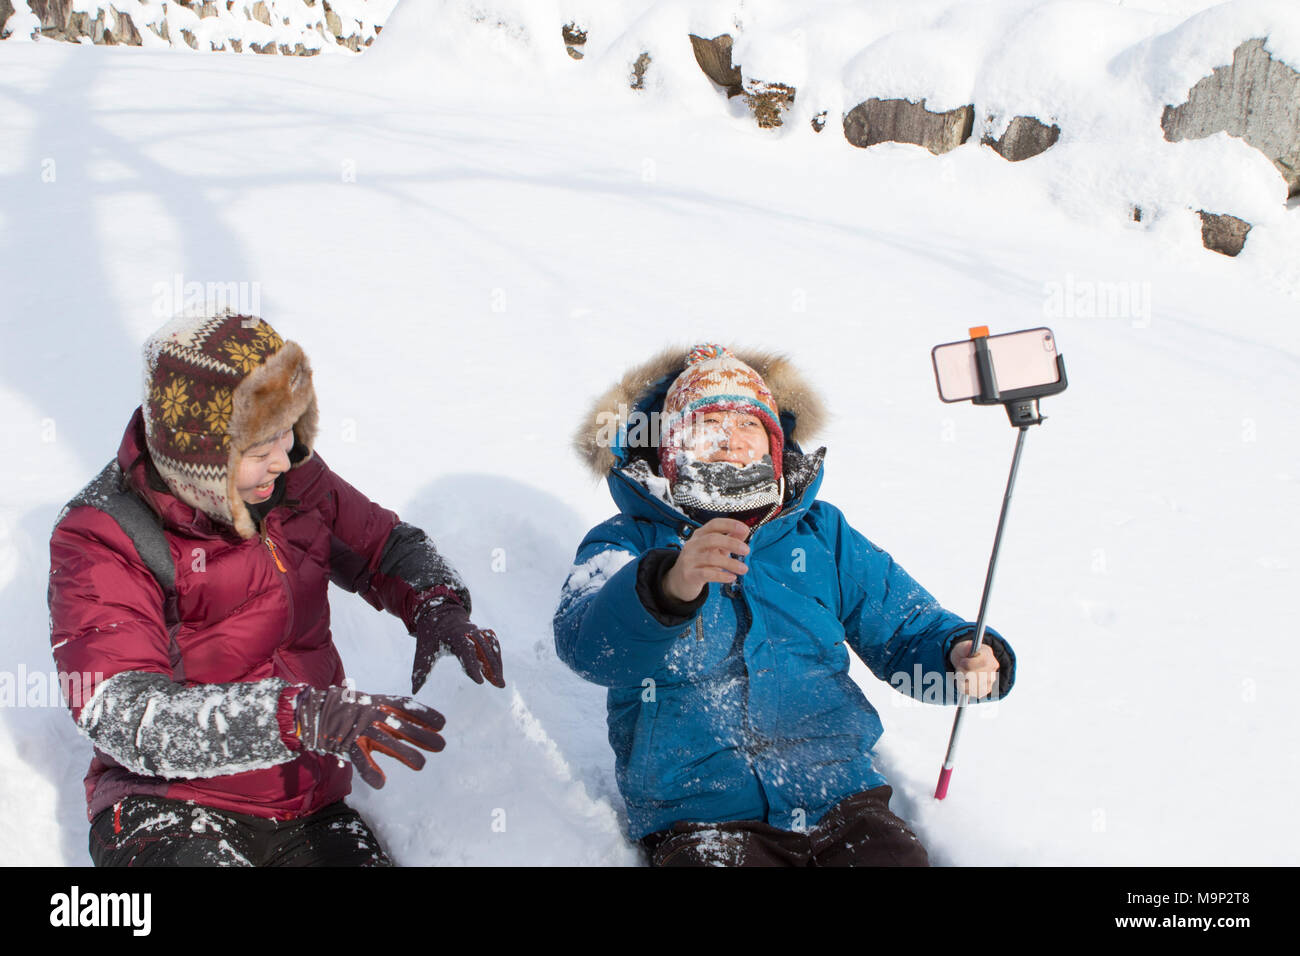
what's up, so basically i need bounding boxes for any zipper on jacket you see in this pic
[260,522,296,652]
[263,531,287,573]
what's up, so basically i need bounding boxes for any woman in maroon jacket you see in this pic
[49,311,504,866]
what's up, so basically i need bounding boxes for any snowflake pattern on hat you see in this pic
[140,312,313,537]
[145,315,284,470]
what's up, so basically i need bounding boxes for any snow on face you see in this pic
[678,410,770,467]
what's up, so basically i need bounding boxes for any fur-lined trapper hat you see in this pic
[141,312,319,539]
[574,344,827,479]
[658,344,785,485]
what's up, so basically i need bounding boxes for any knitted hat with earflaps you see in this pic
[141,311,319,539]
[658,344,784,485]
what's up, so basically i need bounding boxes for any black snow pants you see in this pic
[640,785,930,867]
[89,796,392,867]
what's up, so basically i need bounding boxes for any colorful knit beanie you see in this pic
[658,344,784,486]
[141,312,319,539]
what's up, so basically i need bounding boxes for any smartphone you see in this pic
[932,328,1061,403]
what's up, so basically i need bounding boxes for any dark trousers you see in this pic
[89,796,392,867]
[641,786,930,867]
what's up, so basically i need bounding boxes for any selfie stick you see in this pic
[932,327,1067,800]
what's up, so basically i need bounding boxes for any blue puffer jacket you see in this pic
[553,348,1015,840]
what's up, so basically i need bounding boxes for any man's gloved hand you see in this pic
[412,602,505,693]
[294,685,445,789]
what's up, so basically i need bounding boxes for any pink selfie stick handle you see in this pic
[933,424,1028,800]
[934,765,953,800]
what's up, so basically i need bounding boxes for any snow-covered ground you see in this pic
[2,0,1297,866]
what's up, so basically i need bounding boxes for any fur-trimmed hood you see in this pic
[573,344,828,479]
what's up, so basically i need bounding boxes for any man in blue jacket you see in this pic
[554,344,1014,866]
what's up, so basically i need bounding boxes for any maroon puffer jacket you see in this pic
[50,407,463,821]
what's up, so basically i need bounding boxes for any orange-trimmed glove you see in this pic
[412,603,505,693]
[294,685,445,789]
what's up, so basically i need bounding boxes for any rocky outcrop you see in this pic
[30,0,70,34]
[106,8,140,45]
[3,0,388,53]
[689,33,795,128]
[743,80,795,129]
[562,21,586,60]
[844,98,974,155]
[984,115,1060,161]
[1162,38,1300,198]
[689,33,742,97]
[630,51,651,90]
[1198,211,1251,257]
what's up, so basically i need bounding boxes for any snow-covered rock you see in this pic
[2,0,393,53]
[844,97,975,155]
[984,114,1061,162]
[1162,37,1300,198]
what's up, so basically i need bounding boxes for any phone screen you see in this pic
[932,328,1060,402]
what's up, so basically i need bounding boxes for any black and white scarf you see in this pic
[669,454,783,520]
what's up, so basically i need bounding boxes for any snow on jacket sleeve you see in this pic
[553,516,697,688]
[300,453,471,632]
[820,503,1016,705]
[76,671,301,778]
[49,507,302,777]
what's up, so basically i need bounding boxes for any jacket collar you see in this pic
[607,445,827,535]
